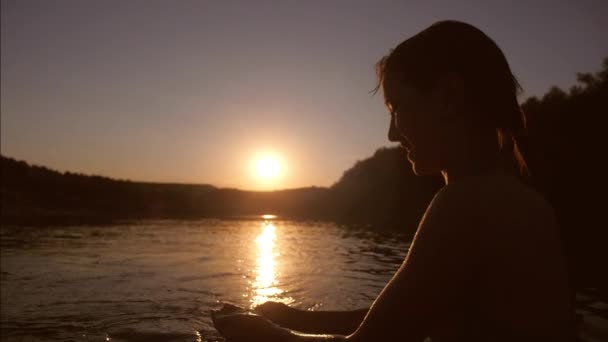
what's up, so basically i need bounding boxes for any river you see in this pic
[1,218,409,341]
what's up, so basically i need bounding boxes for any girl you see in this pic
[212,20,575,342]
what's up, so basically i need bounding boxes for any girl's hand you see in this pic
[215,302,249,315]
[211,310,294,342]
[254,301,296,325]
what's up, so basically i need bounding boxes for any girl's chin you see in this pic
[411,161,441,176]
[407,150,416,161]
[406,151,439,176]
[412,164,425,176]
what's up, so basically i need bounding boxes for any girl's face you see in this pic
[384,78,459,176]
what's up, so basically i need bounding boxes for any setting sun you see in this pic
[251,153,286,189]
[255,156,281,179]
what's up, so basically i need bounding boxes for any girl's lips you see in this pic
[400,143,413,152]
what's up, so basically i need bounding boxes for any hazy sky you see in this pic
[2,0,606,190]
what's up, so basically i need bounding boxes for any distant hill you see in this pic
[0,146,440,238]
[0,155,332,224]
[328,147,442,232]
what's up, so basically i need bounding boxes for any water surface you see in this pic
[1,218,409,341]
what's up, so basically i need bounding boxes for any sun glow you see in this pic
[256,157,281,179]
[251,152,286,188]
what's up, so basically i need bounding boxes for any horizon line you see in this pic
[0,153,339,192]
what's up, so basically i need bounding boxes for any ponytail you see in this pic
[498,128,529,177]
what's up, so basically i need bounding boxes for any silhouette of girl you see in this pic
[212,20,575,341]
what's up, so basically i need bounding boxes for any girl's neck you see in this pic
[441,150,503,185]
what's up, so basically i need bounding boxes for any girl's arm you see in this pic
[290,185,482,341]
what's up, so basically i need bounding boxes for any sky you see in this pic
[1,0,607,190]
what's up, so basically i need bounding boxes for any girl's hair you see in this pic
[374,20,529,176]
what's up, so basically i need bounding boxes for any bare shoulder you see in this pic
[428,174,558,234]
[448,173,552,210]
[467,178,559,249]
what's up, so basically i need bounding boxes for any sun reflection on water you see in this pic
[250,218,293,308]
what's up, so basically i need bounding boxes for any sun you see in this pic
[255,154,285,180]
[256,156,281,179]
[250,151,287,189]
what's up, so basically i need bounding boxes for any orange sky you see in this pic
[1,1,606,190]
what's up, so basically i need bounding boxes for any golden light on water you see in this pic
[250,219,293,307]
